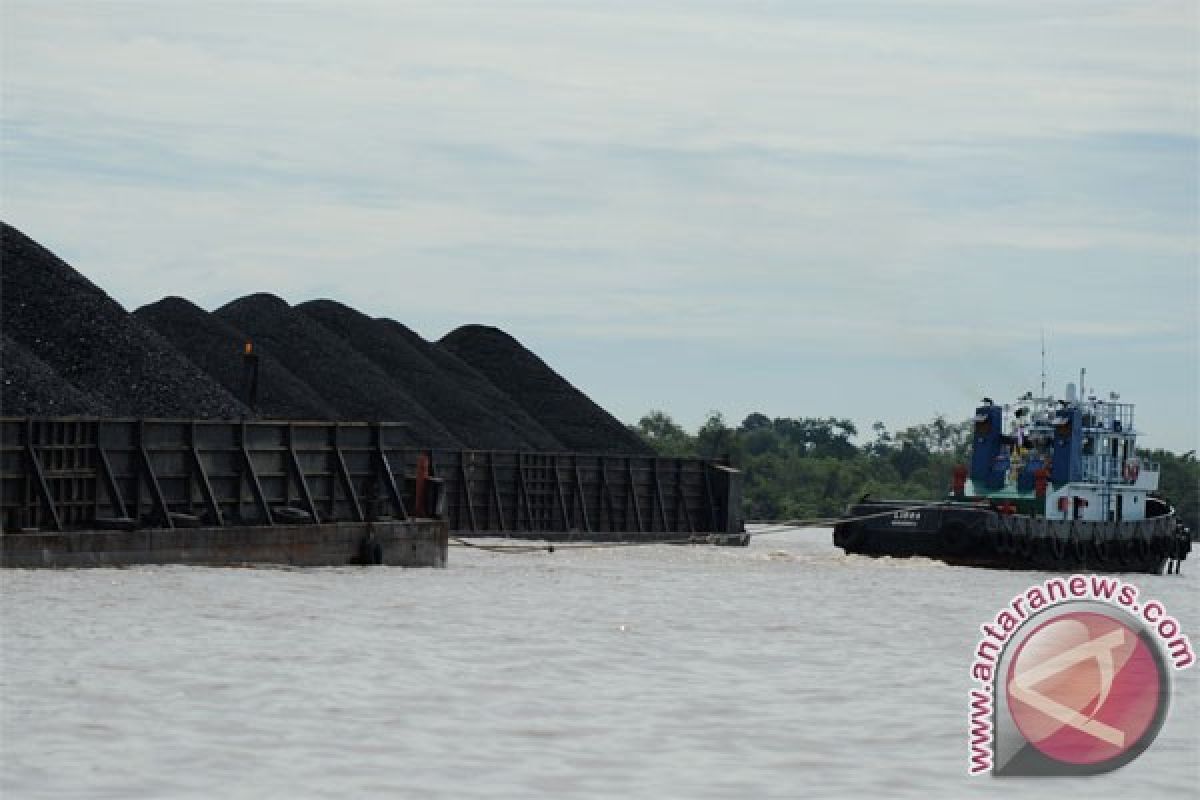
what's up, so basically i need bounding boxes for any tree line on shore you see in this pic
[629,411,1199,534]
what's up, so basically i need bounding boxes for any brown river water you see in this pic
[2,527,1196,798]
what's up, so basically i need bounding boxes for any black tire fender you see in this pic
[994,526,1012,555]
[834,524,865,551]
[1051,533,1067,561]
[940,520,970,555]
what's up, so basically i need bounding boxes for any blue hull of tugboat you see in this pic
[833,501,1191,574]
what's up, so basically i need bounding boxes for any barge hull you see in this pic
[1,417,744,553]
[0,520,448,569]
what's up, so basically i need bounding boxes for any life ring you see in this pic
[1123,459,1140,483]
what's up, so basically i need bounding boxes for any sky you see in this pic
[2,1,1197,450]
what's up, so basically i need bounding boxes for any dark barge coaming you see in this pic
[1,416,745,567]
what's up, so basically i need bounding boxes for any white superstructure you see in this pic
[1003,387,1158,522]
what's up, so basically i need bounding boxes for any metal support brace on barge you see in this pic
[0,417,746,568]
[427,451,744,544]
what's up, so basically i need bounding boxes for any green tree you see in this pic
[739,412,772,432]
[1142,448,1198,536]
[634,408,1196,533]
[696,411,735,461]
[631,411,695,457]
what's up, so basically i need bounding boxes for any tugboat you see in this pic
[834,378,1192,574]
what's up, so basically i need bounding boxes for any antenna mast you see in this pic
[1040,329,1046,397]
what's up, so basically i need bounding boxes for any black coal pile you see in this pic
[440,325,650,454]
[0,222,248,418]
[4,223,651,455]
[297,299,564,451]
[135,297,337,420]
[1,335,112,416]
[215,293,461,446]
[374,318,565,451]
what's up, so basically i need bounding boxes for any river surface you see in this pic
[2,527,1196,798]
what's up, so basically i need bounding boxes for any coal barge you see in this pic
[0,221,744,567]
[0,417,745,568]
[834,381,1192,574]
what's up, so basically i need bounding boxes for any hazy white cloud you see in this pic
[2,0,1196,447]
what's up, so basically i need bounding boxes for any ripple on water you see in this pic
[1,528,1196,798]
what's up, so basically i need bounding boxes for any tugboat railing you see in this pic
[1080,455,1122,483]
[1079,454,1159,485]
